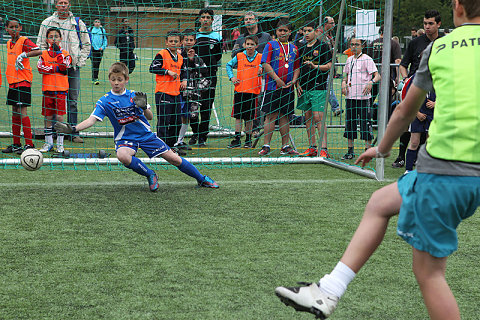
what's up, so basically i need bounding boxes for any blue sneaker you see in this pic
[198,175,219,188]
[147,173,159,192]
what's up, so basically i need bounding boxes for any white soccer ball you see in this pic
[20,148,43,171]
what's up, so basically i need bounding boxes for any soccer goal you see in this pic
[0,0,394,180]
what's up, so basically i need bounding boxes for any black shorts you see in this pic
[232,92,257,120]
[261,88,295,116]
[409,116,433,133]
[7,86,31,107]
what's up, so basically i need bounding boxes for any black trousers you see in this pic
[155,92,181,147]
[91,49,104,80]
[119,49,136,74]
[190,76,217,142]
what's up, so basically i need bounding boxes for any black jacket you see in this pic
[115,27,135,51]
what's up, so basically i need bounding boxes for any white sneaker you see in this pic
[56,145,64,153]
[275,282,339,319]
[39,143,53,153]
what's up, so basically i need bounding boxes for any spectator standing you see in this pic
[231,11,272,57]
[258,19,300,156]
[189,8,222,147]
[115,18,135,74]
[392,9,441,168]
[89,18,107,85]
[2,18,42,154]
[37,0,91,143]
[340,37,380,160]
[149,30,186,149]
[37,27,71,154]
[296,21,332,158]
[319,16,342,116]
[231,27,240,46]
[410,27,418,38]
[225,35,262,148]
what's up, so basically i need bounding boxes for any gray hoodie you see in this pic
[37,12,91,67]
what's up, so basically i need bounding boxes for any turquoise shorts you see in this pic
[297,90,327,112]
[397,171,480,258]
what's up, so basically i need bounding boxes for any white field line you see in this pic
[0,178,395,188]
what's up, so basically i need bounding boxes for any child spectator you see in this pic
[149,30,187,149]
[1,18,41,154]
[258,18,300,156]
[226,35,262,148]
[176,29,210,151]
[341,37,380,160]
[296,21,332,158]
[189,8,222,147]
[89,18,108,85]
[37,27,71,153]
[54,62,219,192]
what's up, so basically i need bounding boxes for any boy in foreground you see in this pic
[55,62,219,192]
[275,1,480,319]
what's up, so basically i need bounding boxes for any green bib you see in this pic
[426,25,480,163]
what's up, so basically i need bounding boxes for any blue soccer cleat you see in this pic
[198,175,219,188]
[147,173,159,192]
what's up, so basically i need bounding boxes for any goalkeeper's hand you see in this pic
[133,91,148,110]
[15,52,27,70]
[54,122,76,134]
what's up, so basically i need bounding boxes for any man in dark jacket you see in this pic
[115,18,135,74]
[231,11,271,58]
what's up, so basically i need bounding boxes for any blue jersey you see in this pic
[92,89,156,142]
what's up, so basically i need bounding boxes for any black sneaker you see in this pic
[15,144,35,155]
[176,142,192,150]
[392,157,405,168]
[2,144,22,154]
[258,145,271,156]
[341,152,355,160]
[188,136,197,145]
[228,139,241,148]
[171,147,187,156]
[198,140,207,148]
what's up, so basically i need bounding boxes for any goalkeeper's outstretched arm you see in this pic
[55,116,98,134]
[76,116,98,131]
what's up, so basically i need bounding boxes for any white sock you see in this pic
[319,261,356,298]
[46,129,54,145]
[57,134,64,146]
[176,124,188,145]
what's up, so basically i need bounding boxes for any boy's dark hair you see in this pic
[276,18,292,30]
[183,28,196,37]
[304,20,317,30]
[109,62,129,79]
[424,9,441,23]
[199,8,214,17]
[456,0,480,19]
[245,34,259,45]
[411,26,417,31]
[7,17,21,26]
[46,27,62,38]
[166,29,182,40]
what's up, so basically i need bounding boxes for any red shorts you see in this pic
[42,92,68,117]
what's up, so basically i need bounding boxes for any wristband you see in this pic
[375,146,390,158]
[71,126,77,134]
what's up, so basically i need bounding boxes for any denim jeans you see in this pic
[67,67,80,131]
[327,75,340,111]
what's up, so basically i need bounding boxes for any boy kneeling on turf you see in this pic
[54,62,219,192]
[226,34,262,148]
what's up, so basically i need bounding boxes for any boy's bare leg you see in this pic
[313,111,327,148]
[340,182,402,272]
[278,114,290,145]
[235,118,242,133]
[304,110,316,147]
[263,112,278,145]
[245,119,253,135]
[412,249,460,320]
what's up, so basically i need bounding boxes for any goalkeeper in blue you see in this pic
[275,1,479,319]
[55,62,219,192]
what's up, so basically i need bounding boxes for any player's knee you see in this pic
[116,151,131,165]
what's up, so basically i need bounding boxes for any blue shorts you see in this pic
[115,134,170,158]
[397,171,480,257]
